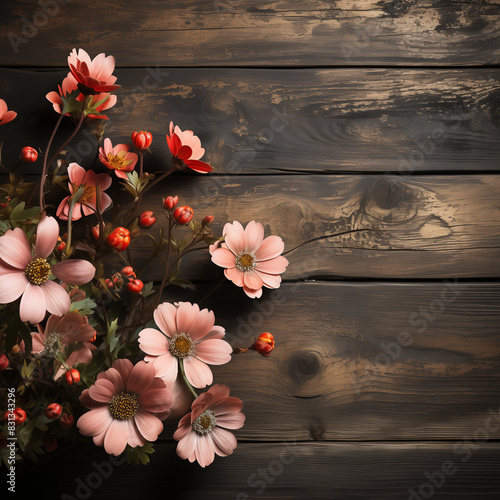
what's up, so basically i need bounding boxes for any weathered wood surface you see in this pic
[0,1,499,67]
[108,174,500,281]
[1,68,499,173]
[153,282,500,441]
[18,442,500,499]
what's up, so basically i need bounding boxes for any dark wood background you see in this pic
[1,1,499,499]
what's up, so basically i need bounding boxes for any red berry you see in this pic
[202,215,214,226]
[20,146,38,163]
[64,369,80,385]
[163,196,178,211]
[121,266,135,277]
[107,227,130,251]
[0,353,9,371]
[59,413,74,429]
[127,279,144,294]
[131,131,153,150]
[4,408,26,426]
[253,332,275,357]
[45,403,62,419]
[173,206,194,225]
[139,210,156,229]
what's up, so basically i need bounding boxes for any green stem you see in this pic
[64,185,84,258]
[179,359,198,400]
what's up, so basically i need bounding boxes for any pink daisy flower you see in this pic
[30,312,96,380]
[0,99,17,126]
[210,220,289,298]
[166,121,213,173]
[68,48,120,94]
[56,163,112,221]
[138,302,232,389]
[0,215,96,324]
[173,384,245,467]
[77,359,174,456]
[46,73,117,120]
[99,138,138,179]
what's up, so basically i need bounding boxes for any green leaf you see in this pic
[125,442,155,465]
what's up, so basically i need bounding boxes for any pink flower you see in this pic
[68,48,120,94]
[99,138,138,179]
[46,73,117,120]
[166,121,212,173]
[0,215,96,324]
[56,163,112,221]
[138,302,232,389]
[210,220,289,298]
[30,312,96,379]
[173,384,245,467]
[0,99,17,126]
[77,359,174,456]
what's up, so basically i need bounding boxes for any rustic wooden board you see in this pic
[1,1,499,67]
[17,442,500,499]
[1,68,499,173]
[98,174,500,281]
[150,282,500,442]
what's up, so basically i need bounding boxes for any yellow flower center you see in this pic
[108,392,139,420]
[25,258,51,285]
[235,252,255,272]
[193,410,217,435]
[107,152,133,171]
[169,333,194,359]
[71,182,95,204]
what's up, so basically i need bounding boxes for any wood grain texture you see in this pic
[155,282,500,441]
[1,68,499,173]
[17,442,500,499]
[0,1,499,67]
[107,174,500,280]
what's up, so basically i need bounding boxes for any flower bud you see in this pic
[45,403,62,419]
[4,408,26,426]
[59,413,75,429]
[202,215,214,226]
[127,278,144,294]
[139,210,156,229]
[64,368,80,385]
[131,131,153,150]
[173,206,194,225]
[252,332,275,357]
[0,353,9,371]
[91,224,101,240]
[121,266,135,277]
[107,227,130,251]
[20,146,38,163]
[163,196,178,211]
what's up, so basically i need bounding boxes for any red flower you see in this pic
[68,48,120,94]
[131,131,153,150]
[99,138,138,179]
[163,196,178,211]
[166,121,212,173]
[139,211,156,229]
[20,146,38,163]
[107,227,130,251]
[45,403,62,419]
[173,206,194,225]
[0,99,17,126]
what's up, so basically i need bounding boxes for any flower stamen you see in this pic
[25,258,51,285]
[169,333,194,359]
[193,409,217,435]
[235,252,255,272]
[108,392,139,420]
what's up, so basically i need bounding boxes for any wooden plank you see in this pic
[141,282,500,441]
[1,1,499,67]
[17,442,500,499]
[109,174,500,280]
[1,68,499,173]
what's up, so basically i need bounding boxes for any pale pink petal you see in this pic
[176,432,197,460]
[254,270,282,289]
[211,247,236,269]
[244,220,265,254]
[203,326,226,340]
[20,284,47,323]
[126,419,147,448]
[31,331,45,354]
[138,328,170,356]
[0,272,28,303]
[77,407,113,437]
[35,215,59,259]
[183,357,213,389]
[224,267,244,287]
[255,235,285,261]
[205,383,230,401]
[152,353,178,382]
[243,286,262,299]
[176,302,198,334]
[187,308,215,342]
[195,433,216,467]
[96,367,124,393]
[111,359,134,383]
[40,280,71,316]
[216,412,246,430]
[153,302,178,337]
[138,388,173,413]
[126,360,155,394]
[212,396,243,415]
[67,163,87,185]
[211,427,238,456]
[80,388,105,409]
[104,419,129,456]
[243,269,263,290]
[223,221,245,255]
[173,414,192,441]
[133,411,163,441]
[0,228,32,269]
[52,259,95,284]
[194,339,232,365]
[255,255,288,274]
[88,378,117,403]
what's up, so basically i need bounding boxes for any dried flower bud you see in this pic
[173,205,194,225]
[163,196,178,211]
[45,403,62,419]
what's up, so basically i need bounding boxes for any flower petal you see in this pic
[223,221,245,255]
[0,271,28,304]
[255,255,289,274]
[195,433,216,467]
[88,378,117,403]
[243,286,262,299]
[176,431,197,460]
[183,357,213,389]
[0,228,32,269]
[96,367,124,393]
[176,302,198,335]
[133,410,164,441]
[211,247,236,269]
[138,387,173,414]
[35,216,59,259]
[194,339,232,365]
[77,407,113,437]
[126,360,155,394]
[138,328,170,356]
[152,353,178,383]
[104,419,129,456]
[255,235,285,262]
[244,220,265,254]
[41,280,71,316]
[215,412,246,430]
[243,269,263,290]
[52,259,95,285]
[254,270,282,289]
[224,267,244,287]
[187,308,215,342]
[211,426,238,456]
[153,302,178,338]
[19,284,47,323]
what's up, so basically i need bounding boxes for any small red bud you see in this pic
[64,368,80,385]
[163,196,178,211]
[121,266,135,277]
[173,206,194,225]
[20,146,38,163]
[0,353,9,371]
[202,215,214,226]
[127,278,144,294]
[131,131,153,150]
[4,408,26,426]
[104,278,114,289]
[59,413,75,429]
[139,210,156,229]
[45,403,62,419]
[107,227,130,251]
[253,332,275,357]
[91,224,101,240]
